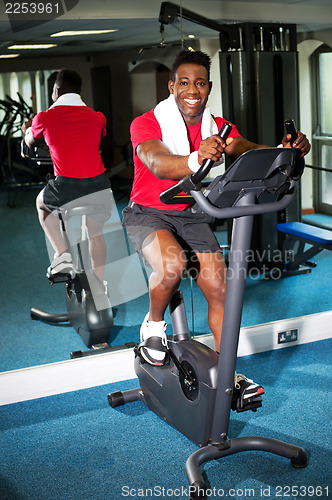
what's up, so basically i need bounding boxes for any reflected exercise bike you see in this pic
[23,141,117,357]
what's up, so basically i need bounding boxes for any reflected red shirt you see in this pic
[31,105,106,178]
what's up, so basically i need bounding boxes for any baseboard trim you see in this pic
[302,208,315,215]
[1,310,331,406]
[197,309,332,356]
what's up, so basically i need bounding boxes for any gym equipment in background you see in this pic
[0,93,52,206]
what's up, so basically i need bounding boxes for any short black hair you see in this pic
[171,50,211,82]
[55,68,82,94]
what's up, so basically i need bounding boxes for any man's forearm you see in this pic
[137,140,191,180]
[24,128,41,149]
[146,151,191,180]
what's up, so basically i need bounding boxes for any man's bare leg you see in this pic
[36,189,67,257]
[194,251,265,404]
[86,216,106,283]
[194,251,227,352]
[142,229,187,321]
[138,229,187,364]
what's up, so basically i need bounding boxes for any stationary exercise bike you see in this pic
[24,142,115,356]
[108,123,307,499]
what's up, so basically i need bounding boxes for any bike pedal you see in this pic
[47,271,73,284]
[232,394,263,413]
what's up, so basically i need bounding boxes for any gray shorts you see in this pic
[43,172,113,222]
[122,202,222,258]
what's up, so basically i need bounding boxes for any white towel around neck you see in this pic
[154,94,220,156]
[50,93,87,108]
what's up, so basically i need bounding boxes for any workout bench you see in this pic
[275,221,332,276]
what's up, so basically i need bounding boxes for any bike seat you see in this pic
[61,204,108,220]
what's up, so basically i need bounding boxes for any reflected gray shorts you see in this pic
[43,172,112,222]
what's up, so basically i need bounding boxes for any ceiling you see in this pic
[0,0,331,59]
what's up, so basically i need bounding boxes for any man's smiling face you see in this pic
[168,63,212,126]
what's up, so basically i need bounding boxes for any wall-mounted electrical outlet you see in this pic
[278,328,298,344]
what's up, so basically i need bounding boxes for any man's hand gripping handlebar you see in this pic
[160,122,233,205]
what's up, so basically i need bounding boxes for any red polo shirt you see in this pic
[31,105,106,178]
[130,109,240,210]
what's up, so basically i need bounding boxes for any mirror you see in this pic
[1,22,332,374]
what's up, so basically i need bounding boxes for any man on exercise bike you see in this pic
[123,50,311,401]
[22,69,112,287]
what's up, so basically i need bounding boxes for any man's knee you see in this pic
[36,189,44,209]
[165,257,186,288]
[86,217,104,239]
[36,189,51,214]
[149,252,186,292]
[198,268,227,302]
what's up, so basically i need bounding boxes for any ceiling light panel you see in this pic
[50,30,118,37]
[9,44,57,49]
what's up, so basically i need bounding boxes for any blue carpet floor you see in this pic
[1,190,332,372]
[0,338,331,499]
[1,189,331,499]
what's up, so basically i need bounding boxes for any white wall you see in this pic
[298,39,326,210]
[199,39,223,118]
[130,66,157,118]
[197,39,225,179]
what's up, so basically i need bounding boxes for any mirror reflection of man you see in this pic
[22,68,112,288]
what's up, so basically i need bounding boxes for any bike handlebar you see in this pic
[160,122,232,204]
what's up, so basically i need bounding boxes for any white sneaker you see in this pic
[234,372,265,400]
[139,313,168,366]
[47,252,73,276]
